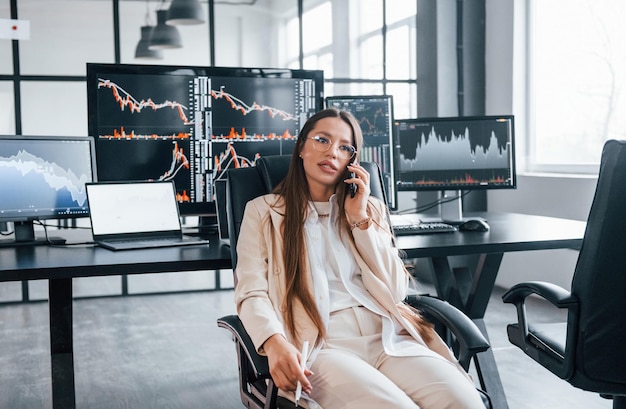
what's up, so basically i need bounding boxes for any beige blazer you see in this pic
[234,193,461,367]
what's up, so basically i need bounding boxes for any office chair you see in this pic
[502,139,626,409]
[218,155,492,409]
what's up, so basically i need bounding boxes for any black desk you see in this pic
[0,213,585,409]
[0,232,231,409]
[396,212,586,409]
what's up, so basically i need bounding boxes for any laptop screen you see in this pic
[87,181,182,236]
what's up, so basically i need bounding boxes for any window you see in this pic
[295,0,417,118]
[0,82,15,134]
[18,0,114,75]
[529,0,626,173]
[20,82,87,136]
[2,0,420,137]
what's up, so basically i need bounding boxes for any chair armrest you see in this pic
[217,314,270,379]
[405,294,490,371]
[502,281,576,308]
[501,281,579,379]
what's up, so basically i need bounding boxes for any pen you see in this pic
[294,340,309,407]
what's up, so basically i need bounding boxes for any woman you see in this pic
[234,108,484,409]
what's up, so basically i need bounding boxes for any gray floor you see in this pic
[0,272,611,409]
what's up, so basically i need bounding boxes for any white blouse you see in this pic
[304,196,437,359]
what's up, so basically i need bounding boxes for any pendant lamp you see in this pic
[135,25,163,59]
[149,9,183,50]
[166,0,205,25]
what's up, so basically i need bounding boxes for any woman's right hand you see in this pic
[263,334,313,394]
[344,162,371,225]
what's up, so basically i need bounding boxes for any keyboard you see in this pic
[392,222,458,236]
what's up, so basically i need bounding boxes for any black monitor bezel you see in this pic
[393,114,517,192]
[324,94,397,210]
[86,62,325,217]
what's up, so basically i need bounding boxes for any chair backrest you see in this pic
[255,155,291,193]
[225,165,267,269]
[255,155,388,205]
[570,139,626,388]
[225,155,387,269]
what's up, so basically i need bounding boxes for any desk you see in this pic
[397,212,585,409]
[0,213,585,409]
[0,232,231,409]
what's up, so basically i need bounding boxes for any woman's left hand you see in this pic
[344,162,370,223]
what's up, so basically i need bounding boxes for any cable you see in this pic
[415,190,471,214]
[394,190,471,215]
[34,220,96,246]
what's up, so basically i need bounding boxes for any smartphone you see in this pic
[348,171,357,198]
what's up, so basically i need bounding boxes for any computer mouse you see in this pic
[458,219,490,232]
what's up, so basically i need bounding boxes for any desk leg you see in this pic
[428,255,508,409]
[428,253,503,319]
[473,319,508,409]
[466,253,504,319]
[429,257,464,309]
[49,278,76,409]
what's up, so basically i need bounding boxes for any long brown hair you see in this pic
[272,108,362,343]
[272,108,433,344]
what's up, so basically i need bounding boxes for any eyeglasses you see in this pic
[307,135,357,160]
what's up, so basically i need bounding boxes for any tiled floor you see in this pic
[0,273,612,409]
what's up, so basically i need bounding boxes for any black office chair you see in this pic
[502,139,626,409]
[218,155,492,409]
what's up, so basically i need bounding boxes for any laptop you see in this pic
[86,181,209,251]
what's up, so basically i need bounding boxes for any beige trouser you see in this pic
[308,306,485,409]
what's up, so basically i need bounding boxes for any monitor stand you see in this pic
[0,221,66,247]
[197,215,218,235]
[435,190,486,226]
[182,215,219,238]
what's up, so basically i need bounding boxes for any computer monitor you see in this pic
[325,95,397,210]
[0,135,97,246]
[86,63,324,224]
[394,115,516,220]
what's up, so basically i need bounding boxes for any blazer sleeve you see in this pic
[351,198,409,303]
[233,198,286,353]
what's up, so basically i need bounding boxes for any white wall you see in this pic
[485,0,596,290]
[488,175,595,289]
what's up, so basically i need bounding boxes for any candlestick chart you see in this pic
[325,95,396,209]
[89,66,321,212]
[208,76,305,140]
